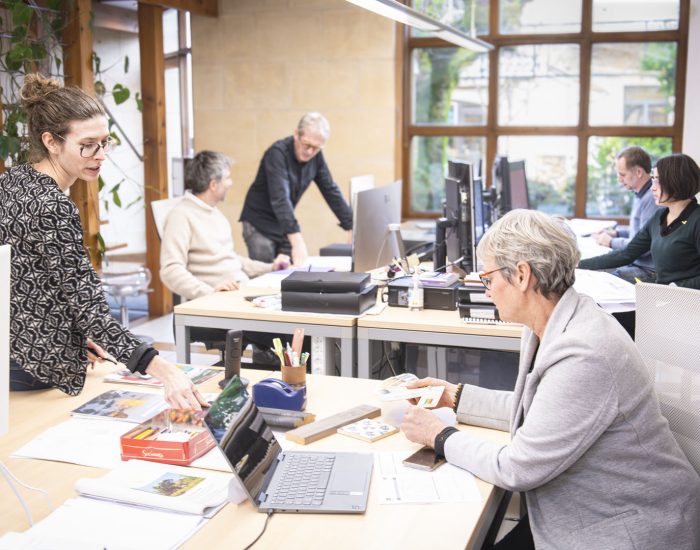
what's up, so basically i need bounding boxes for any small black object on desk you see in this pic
[219,329,249,389]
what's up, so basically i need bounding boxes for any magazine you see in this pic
[104,364,220,388]
[71,390,168,423]
[74,459,232,517]
[376,373,444,406]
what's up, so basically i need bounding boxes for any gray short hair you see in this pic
[185,150,233,194]
[297,112,330,141]
[477,209,580,299]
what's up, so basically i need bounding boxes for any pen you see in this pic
[101,354,118,365]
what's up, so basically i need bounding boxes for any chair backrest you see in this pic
[635,282,700,475]
[150,197,183,240]
[349,175,374,211]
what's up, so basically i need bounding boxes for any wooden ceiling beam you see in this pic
[138,0,217,17]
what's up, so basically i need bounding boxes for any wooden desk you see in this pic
[357,307,523,378]
[0,367,509,549]
[174,287,357,376]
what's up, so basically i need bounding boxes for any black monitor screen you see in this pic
[473,177,485,244]
[508,160,530,210]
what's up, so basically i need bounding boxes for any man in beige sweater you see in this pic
[160,151,289,301]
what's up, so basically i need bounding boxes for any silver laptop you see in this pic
[203,375,373,513]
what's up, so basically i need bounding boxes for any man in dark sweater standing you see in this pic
[240,112,353,266]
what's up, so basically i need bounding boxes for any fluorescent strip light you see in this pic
[346,0,494,52]
[345,0,438,31]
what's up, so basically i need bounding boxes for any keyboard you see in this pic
[461,316,514,325]
[270,454,335,507]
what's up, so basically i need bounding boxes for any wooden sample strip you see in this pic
[285,404,381,445]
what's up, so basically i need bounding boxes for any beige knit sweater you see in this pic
[160,193,272,300]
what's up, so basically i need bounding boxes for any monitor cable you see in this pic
[0,459,55,527]
[243,509,274,549]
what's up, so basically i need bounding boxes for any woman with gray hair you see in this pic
[402,209,699,549]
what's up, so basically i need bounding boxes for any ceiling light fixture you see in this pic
[346,0,494,53]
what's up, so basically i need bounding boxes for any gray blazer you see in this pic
[445,287,700,549]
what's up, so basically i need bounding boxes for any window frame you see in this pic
[401,0,690,222]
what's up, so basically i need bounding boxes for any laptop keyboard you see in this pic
[270,454,336,507]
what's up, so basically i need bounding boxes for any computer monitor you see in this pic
[435,161,477,273]
[0,245,10,437]
[491,156,530,219]
[352,180,402,272]
[349,175,375,212]
[473,176,486,245]
[508,160,530,210]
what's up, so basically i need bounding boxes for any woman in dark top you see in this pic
[580,153,700,289]
[0,74,206,409]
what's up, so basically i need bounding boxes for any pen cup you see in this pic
[282,363,306,387]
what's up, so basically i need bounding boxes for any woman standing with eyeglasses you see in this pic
[0,74,207,410]
[580,153,700,289]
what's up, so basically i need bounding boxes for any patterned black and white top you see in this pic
[0,164,145,395]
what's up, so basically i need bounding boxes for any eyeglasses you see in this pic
[478,267,506,290]
[298,138,324,153]
[55,134,113,158]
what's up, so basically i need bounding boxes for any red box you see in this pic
[120,409,216,466]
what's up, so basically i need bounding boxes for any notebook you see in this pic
[203,376,373,514]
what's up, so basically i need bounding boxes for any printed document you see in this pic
[374,452,482,505]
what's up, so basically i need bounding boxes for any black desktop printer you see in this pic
[281,271,377,315]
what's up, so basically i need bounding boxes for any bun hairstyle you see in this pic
[20,73,106,162]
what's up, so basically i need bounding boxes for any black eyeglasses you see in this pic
[55,134,113,158]
[478,267,506,290]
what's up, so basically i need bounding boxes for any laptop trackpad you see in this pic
[328,469,367,495]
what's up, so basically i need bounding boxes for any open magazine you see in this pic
[71,390,168,423]
[74,459,233,517]
[104,364,220,388]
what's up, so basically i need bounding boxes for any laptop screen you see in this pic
[204,376,281,503]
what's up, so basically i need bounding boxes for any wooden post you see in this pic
[138,3,172,317]
[63,0,101,270]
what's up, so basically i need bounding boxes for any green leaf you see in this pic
[94,80,106,97]
[47,0,62,11]
[98,176,105,192]
[103,200,109,213]
[31,43,48,63]
[111,188,122,208]
[109,131,121,146]
[11,24,28,42]
[54,54,61,72]
[124,55,129,74]
[96,232,106,254]
[110,182,122,194]
[12,1,33,27]
[135,92,143,113]
[92,51,101,74]
[0,135,9,160]
[126,195,142,209]
[112,84,130,105]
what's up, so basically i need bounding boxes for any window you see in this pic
[403,0,689,220]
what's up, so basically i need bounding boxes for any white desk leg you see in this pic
[426,346,438,378]
[311,336,326,375]
[340,336,355,378]
[436,346,448,380]
[175,323,190,363]
[357,335,370,379]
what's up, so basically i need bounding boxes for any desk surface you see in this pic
[0,367,508,549]
[174,287,356,328]
[359,305,523,339]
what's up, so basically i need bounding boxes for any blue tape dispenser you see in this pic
[252,378,306,411]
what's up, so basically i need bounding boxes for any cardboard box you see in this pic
[120,409,215,466]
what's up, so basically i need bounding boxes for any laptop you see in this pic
[203,375,373,513]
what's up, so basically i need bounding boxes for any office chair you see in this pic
[635,282,700,475]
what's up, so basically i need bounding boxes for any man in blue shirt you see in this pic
[592,146,661,282]
[240,112,353,266]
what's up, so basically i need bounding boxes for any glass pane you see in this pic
[498,44,580,126]
[163,9,179,54]
[410,135,486,212]
[413,48,489,126]
[411,0,490,36]
[497,135,578,215]
[500,0,582,34]
[590,42,676,127]
[586,136,672,217]
[165,67,183,197]
[593,0,679,32]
